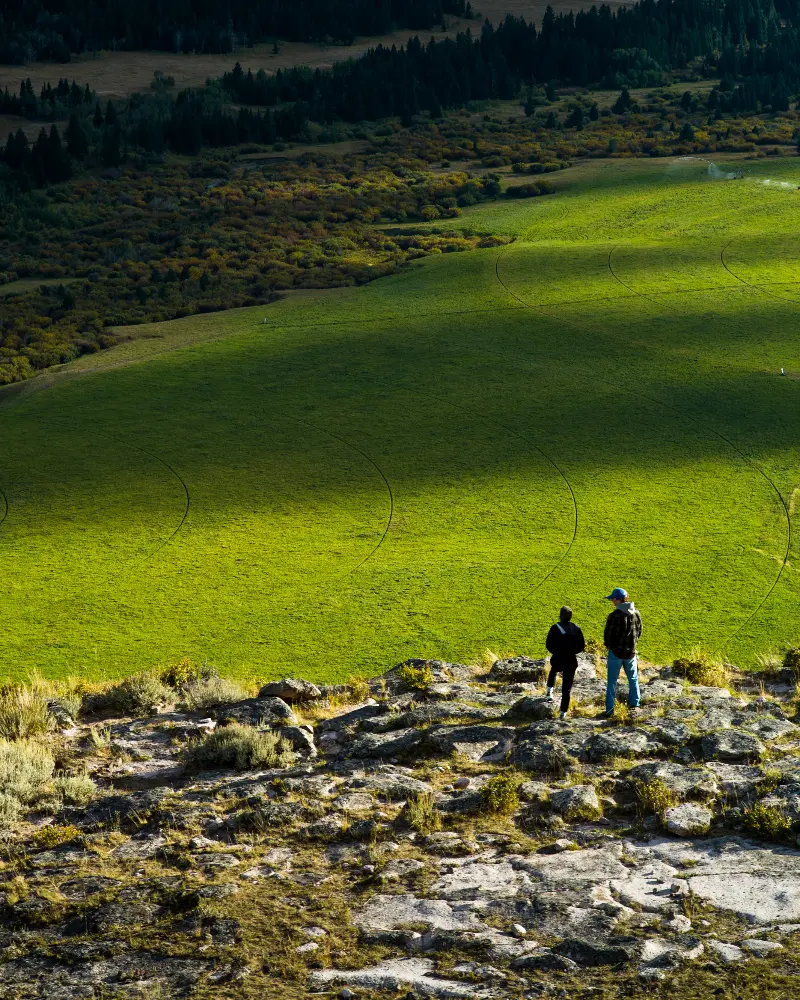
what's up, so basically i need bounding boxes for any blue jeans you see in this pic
[606,651,641,714]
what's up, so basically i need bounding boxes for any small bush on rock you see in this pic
[741,801,793,843]
[397,663,434,691]
[160,657,216,690]
[632,778,677,820]
[55,774,96,806]
[181,676,248,711]
[0,686,55,740]
[672,652,729,688]
[185,723,294,772]
[0,793,20,828]
[480,773,520,815]
[404,791,442,834]
[31,824,80,849]
[0,739,55,822]
[784,647,800,684]
[103,671,173,717]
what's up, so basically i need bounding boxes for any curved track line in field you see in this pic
[104,433,191,562]
[485,412,579,612]
[285,414,395,576]
[496,242,793,645]
[607,245,654,301]
[0,484,8,530]
[720,239,800,306]
[413,390,579,612]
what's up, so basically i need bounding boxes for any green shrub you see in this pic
[31,824,80,849]
[396,664,434,692]
[404,791,442,834]
[185,723,294,772]
[105,671,173,716]
[0,793,20,828]
[632,778,678,820]
[672,652,730,688]
[181,676,247,711]
[741,802,793,842]
[160,657,216,690]
[480,773,520,815]
[0,686,55,740]
[55,774,97,806]
[0,738,55,804]
[783,648,800,684]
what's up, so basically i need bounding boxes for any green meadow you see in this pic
[2,155,800,683]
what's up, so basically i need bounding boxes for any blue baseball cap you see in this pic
[605,587,628,600]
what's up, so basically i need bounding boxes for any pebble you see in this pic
[512,923,527,938]
[453,777,470,789]
[295,941,319,954]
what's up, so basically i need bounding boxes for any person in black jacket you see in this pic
[545,606,585,719]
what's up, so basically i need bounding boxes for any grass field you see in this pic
[2,154,800,683]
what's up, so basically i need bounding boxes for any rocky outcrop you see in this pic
[0,656,797,998]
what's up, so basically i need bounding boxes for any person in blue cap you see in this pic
[601,587,642,718]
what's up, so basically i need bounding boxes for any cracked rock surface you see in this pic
[1,654,799,998]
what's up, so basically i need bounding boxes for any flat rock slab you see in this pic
[357,893,488,933]
[518,845,630,886]
[310,958,489,998]
[628,761,718,800]
[705,762,764,797]
[627,837,800,923]
[586,729,658,761]
[346,728,423,759]
[701,730,765,762]
[432,861,534,900]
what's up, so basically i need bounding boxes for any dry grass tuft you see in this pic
[672,650,730,688]
[0,685,54,740]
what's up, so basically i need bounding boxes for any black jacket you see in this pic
[604,604,643,658]
[546,621,585,671]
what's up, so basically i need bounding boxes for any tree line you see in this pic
[221,0,800,117]
[0,0,472,62]
[0,77,94,119]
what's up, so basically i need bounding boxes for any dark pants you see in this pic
[547,663,577,713]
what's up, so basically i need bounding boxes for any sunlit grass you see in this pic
[1,155,799,681]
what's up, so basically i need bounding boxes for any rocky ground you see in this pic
[2,654,800,999]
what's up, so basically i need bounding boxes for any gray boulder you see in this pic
[504,697,556,723]
[221,696,296,726]
[549,784,601,820]
[555,937,641,966]
[664,803,713,837]
[510,950,578,972]
[319,703,384,732]
[425,724,515,762]
[649,720,692,747]
[701,730,765,763]
[628,762,718,800]
[511,739,578,776]
[279,726,316,755]
[705,762,765,798]
[586,728,656,762]
[259,678,321,702]
[490,657,547,683]
[346,728,423,759]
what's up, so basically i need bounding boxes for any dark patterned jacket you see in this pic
[604,603,642,658]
